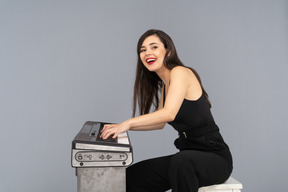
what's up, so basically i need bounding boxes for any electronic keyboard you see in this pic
[71,121,133,167]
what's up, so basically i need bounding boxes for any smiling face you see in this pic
[139,35,167,72]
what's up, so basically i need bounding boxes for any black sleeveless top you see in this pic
[163,84,214,131]
[163,85,233,170]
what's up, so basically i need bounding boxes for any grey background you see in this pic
[1,0,287,192]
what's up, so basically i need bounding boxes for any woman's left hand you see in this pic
[100,120,130,139]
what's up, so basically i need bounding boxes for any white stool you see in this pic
[198,177,243,192]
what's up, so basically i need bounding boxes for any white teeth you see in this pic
[147,59,156,62]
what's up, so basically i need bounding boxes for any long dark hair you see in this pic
[132,29,211,117]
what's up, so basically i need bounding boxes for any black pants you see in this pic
[126,150,231,192]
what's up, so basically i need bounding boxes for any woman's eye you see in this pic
[140,49,146,53]
[152,46,158,49]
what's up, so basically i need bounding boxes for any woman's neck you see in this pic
[156,68,171,86]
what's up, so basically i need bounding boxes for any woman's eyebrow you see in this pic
[141,42,159,48]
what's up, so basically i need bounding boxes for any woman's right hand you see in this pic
[100,120,131,139]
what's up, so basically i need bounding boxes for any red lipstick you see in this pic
[146,57,156,65]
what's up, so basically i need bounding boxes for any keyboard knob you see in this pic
[106,155,112,160]
[99,155,105,160]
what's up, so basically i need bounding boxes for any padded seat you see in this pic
[198,177,243,192]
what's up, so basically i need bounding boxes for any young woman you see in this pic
[101,29,233,192]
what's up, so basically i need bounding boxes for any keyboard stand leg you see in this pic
[77,167,126,192]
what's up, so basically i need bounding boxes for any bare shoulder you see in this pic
[171,66,201,92]
[170,66,192,77]
[170,66,195,81]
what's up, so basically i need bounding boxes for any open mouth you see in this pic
[146,58,156,65]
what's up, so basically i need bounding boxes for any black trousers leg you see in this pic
[126,155,172,192]
[126,150,231,192]
[169,150,231,192]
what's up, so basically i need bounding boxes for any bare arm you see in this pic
[101,85,166,135]
[126,83,166,131]
[101,67,194,139]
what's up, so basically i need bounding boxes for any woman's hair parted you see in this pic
[132,29,211,117]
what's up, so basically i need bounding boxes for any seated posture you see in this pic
[101,29,233,192]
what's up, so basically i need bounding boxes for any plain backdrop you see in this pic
[1,0,287,192]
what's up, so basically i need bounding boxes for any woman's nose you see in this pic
[145,49,151,55]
